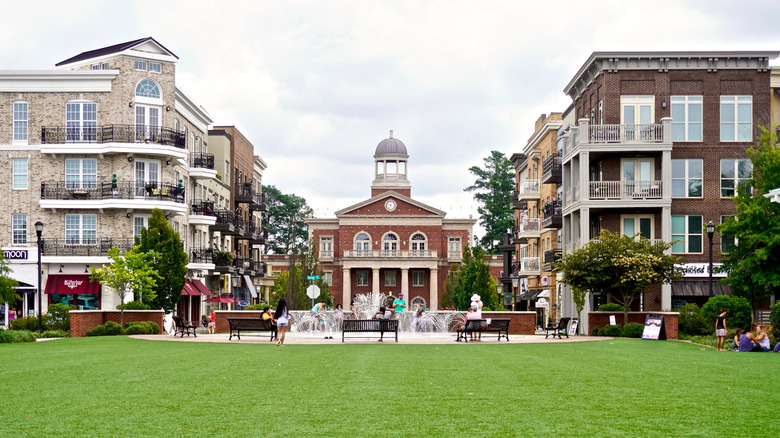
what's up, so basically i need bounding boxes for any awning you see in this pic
[204,295,235,303]
[537,289,550,298]
[519,290,541,300]
[181,279,212,296]
[243,275,257,298]
[672,281,732,297]
[44,274,100,295]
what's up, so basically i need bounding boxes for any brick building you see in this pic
[306,131,477,310]
[554,51,778,331]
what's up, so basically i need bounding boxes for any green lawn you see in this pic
[1,337,778,437]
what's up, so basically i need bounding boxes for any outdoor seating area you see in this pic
[455,318,511,342]
[228,317,276,341]
[172,316,197,338]
[545,317,571,339]
[341,319,399,342]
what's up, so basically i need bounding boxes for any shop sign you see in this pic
[3,249,28,260]
[677,263,726,278]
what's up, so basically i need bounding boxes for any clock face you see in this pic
[385,200,397,211]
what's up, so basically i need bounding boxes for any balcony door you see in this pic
[621,96,654,141]
[621,215,654,240]
[134,159,160,197]
[622,159,653,194]
[135,105,161,142]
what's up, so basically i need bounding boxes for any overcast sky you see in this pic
[3,0,780,237]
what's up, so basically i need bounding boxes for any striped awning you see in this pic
[44,275,101,295]
[181,279,211,296]
[671,281,732,297]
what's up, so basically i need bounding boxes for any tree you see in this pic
[135,209,188,312]
[0,251,20,305]
[448,246,500,311]
[271,240,332,310]
[719,126,780,308]
[262,185,313,255]
[465,150,515,253]
[555,230,682,325]
[90,247,161,326]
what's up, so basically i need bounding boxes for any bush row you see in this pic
[86,321,161,337]
[591,322,644,338]
[678,295,753,336]
[0,329,70,343]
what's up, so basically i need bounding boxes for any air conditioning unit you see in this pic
[541,276,549,286]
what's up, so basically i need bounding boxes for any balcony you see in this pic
[187,248,215,271]
[541,154,561,184]
[510,190,527,210]
[512,217,541,244]
[233,257,252,275]
[212,253,234,274]
[237,221,259,241]
[250,260,267,277]
[543,249,561,272]
[40,181,187,215]
[210,210,237,235]
[517,257,541,277]
[235,183,254,204]
[40,125,187,160]
[189,201,217,226]
[41,238,135,263]
[189,153,217,180]
[516,179,540,201]
[342,249,438,259]
[250,192,268,212]
[561,118,672,158]
[250,228,268,246]
[589,181,663,201]
[541,201,562,229]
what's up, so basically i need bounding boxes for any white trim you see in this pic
[0,70,117,92]
[175,87,213,132]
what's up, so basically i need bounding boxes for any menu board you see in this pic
[641,314,666,340]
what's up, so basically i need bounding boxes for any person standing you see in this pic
[393,293,407,318]
[715,309,728,351]
[275,298,291,347]
[208,309,216,334]
[372,306,390,342]
[310,300,327,332]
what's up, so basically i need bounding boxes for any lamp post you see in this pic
[34,220,43,333]
[706,220,715,297]
[511,273,520,311]
[231,274,240,310]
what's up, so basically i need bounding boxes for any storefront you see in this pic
[672,263,729,308]
[44,274,102,310]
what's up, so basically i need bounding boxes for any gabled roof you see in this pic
[55,37,178,67]
[335,190,445,217]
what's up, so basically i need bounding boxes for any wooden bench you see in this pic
[456,318,510,342]
[172,315,196,338]
[341,319,399,342]
[228,318,276,341]
[545,317,571,339]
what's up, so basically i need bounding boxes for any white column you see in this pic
[661,150,672,199]
[401,268,409,299]
[372,268,380,294]
[342,268,351,311]
[430,268,438,310]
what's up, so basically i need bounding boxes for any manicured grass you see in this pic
[2,337,778,437]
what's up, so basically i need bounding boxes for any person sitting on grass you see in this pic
[730,328,743,351]
[372,306,391,342]
[738,324,758,352]
[262,306,277,341]
[754,324,771,352]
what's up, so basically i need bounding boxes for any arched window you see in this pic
[383,232,399,253]
[410,296,426,309]
[410,232,427,254]
[354,232,371,253]
[135,78,161,99]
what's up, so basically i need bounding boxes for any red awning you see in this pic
[44,274,101,295]
[203,296,235,303]
[181,279,212,296]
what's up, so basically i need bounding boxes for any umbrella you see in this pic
[203,296,236,303]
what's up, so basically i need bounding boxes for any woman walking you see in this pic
[275,298,291,346]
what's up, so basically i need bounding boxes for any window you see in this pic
[101,62,109,70]
[320,236,333,258]
[621,215,653,239]
[448,237,461,258]
[720,159,752,197]
[383,233,399,253]
[720,96,752,142]
[671,159,702,197]
[12,213,27,244]
[12,158,27,189]
[721,215,736,254]
[412,271,424,287]
[384,270,396,287]
[354,232,371,252]
[323,271,333,286]
[410,232,427,254]
[135,78,161,99]
[149,62,161,73]
[133,214,151,240]
[65,158,97,189]
[65,214,97,245]
[91,64,100,70]
[224,161,230,183]
[672,215,703,254]
[66,101,97,141]
[671,96,702,141]
[357,270,368,286]
[622,158,654,193]
[13,101,28,142]
[134,60,147,71]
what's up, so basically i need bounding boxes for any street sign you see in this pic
[306,275,321,280]
[306,285,321,299]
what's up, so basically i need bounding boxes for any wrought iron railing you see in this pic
[542,200,562,219]
[41,125,185,148]
[41,181,185,203]
[190,248,214,264]
[542,153,561,176]
[543,249,561,265]
[192,152,215,169]
[41,238,135,257]
[190,201,216,216]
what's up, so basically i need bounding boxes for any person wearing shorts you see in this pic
[715,309,727,351]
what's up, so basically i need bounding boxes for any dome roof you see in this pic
[375,130,408,155]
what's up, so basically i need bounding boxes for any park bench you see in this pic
[545,317,571,339]
[456,318,510,342]
[341,319,399,343]
[228,318,276,341]
[172,315,196,338]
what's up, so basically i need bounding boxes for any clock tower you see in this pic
[371,130,411,197]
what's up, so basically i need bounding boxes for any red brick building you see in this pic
[306,131,477,310]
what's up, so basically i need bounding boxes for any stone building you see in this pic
[306,131,477,310]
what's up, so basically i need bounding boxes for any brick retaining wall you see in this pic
[588,312,679,339]
[70,310,165,337]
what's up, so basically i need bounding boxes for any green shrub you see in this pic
[591,327,600,336]
[145,321,161,334]
[118,301,152,310]
[598,303,624,312]
[701,295,752,332]
[86,325,105,337]
[39,330,69,338]
[623,322,644,338]
[87,321,124,337]
[244,303,269,311]
[770,303,780,340]
[123,321,161,335]
[46,303,75,331]
[602,324,623,337]
[10,316,47,331]
[677,303,710,336]
[0,330,37,343]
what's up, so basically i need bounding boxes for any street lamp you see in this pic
[511,273,520,311]
[231,274,240,309]
[706,220,715,297]
[34,220,43,333]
